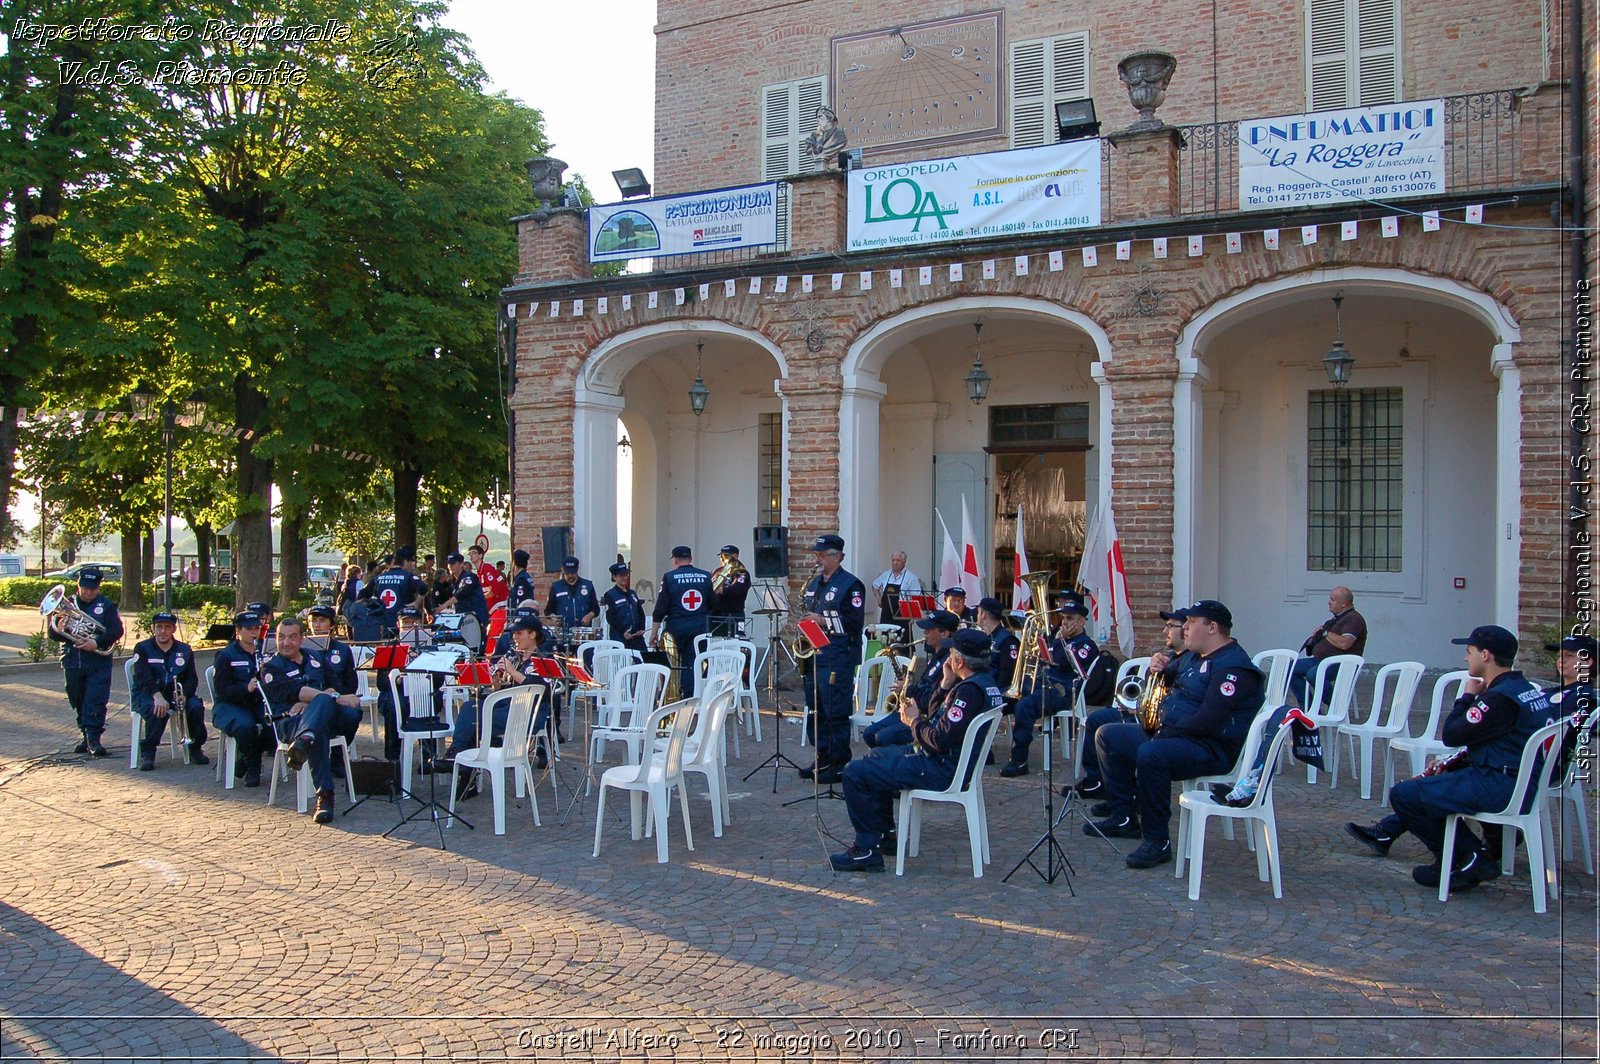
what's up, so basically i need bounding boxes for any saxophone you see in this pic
[876,642,924,718]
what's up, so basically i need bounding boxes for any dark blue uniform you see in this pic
[510,569,538,612]
[1009,630,1098,767]
[450,569,489,628]
[49,590,122,748]
[709,565,752,637]
[212,640,272,773]
[260,650,342,794]
[545,576,601,633]
[360,565,428,633]
[842,671,1003,850]
[1096,641,1263,845]
[450,655,552,753]
[653,565,713,696]
[864,644,949,749]
[804,565,867,768]
[1079,651,1196,787]
[315,636,363,742]
[602,585,647,650]
[989,627,1021,697]
[131,636,208,758]
[1389,671,1555,859]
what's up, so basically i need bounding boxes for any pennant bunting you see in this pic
[647,291,659,308]
[673,288,684,306]
[918,265,933,285]
[1082,246,1098,267]
[1014,255,1030,276]
[1187,234,1203,257]
[1422,211,1441,231]
[698,283,710,301]
[1300,224,1318,245]
[889,268,903,288]
[774,275,788,292]
[1226,233,1242,253]
[748,276,761,294]
[981,259,995,279]
[1048,250,1064,271]
[724,278,737,297]
[859,271,873,290]
[621,294,632,310]
[1340,220,1358,241]
[1153,237,1168,258]
[1263,229,1280,249]
[801,274,814,292]
[595,297,606,315]
[1116,240,1131,260]
[831,273,844,291]
[527,302,540,316]
[948,262,963,282]
[1465,204,1484,224]
[572,299,583,315]
[549,301,560,317]
[1381,216,1400,238]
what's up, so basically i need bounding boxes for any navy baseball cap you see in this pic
[151,611,178,626]
[916,609,962,633]
[445,551,465,564]
[1159,607,1189,621]
[1183,600,1233,627]
[247,601,272,614]
[77,567,102,588]
[395,546,416,562]
[513,549,530,566]
[977,596,1004,616]
[563,555,580,570]
[308,604,336,619]
[810,534,845,553]
[952,628,991,656]
[670,545,692,559]
[1546,634,1598,658]
[232,611,262,628]
[509,617,542,634]
[1453,624,1518,660]
[942,586,967,598]
[1059,597,1090,617]
[609,562,631,576]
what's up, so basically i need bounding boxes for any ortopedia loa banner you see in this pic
[589,183,780,262]
[847,140,1101,252]
[1239,99,1445,211]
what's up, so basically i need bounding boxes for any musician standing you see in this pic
[47,567,122,757]
[863,609,957,750]
[709,545,752,638]
[211,611,270,786]
[870,551,922,636]
[261,616,361,825]
[602,562,647,650]
[359,546,429,636]
[130,611,210,770]
[509,549,538,612]
[544,555,600,641]
[470,544,508,611]
[797,534,866,784]
[1288,586,1368,709]
[439,551,490,640]
[651,546,712,696]
[976,597,1020,697]
[1089,600,1264,869]
[1002,596,1097,777]
[941,586,975,626]
[831,628,1004,872]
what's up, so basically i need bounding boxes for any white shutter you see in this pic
[796,77,826,175]
[761,76,828,180]
[1307,0,1350,110]
[1010,33,1091,148]
[1307,0,1400,110]
[1355,0,1399,105]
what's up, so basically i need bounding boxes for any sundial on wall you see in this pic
[831,11,1002,152]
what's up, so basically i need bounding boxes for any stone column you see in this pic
[1171,356,1211,606]
[838,376,888,574]
[572,391,626,572]
[1492,343,1522,631]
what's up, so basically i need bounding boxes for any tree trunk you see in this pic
[433,499,460,561]
[0,382,19,549]
[233,375,274,608]
[393,463,421,551]
[142,531,156,588]
[119,526,144,613]
[277,505,307,610]
[195,523,213,584]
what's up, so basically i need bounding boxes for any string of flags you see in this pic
[507,204,1490,320]
[3,407,380,466]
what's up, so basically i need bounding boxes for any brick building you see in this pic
[503,0,1590,666]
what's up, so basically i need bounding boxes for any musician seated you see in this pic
[863,610,958,749]
[1087,600,1263,869]
[940,586,975,626]
[130,611,210,771]
[446,618,552,770]
[1345,625,1557,892]
[492,606,548,659]
[1066,611,1188,801]
[262,616,363,825]
[831,629,1005,872]
[1002,597,1096,777]
[211,611,269,787]
[377,606,433,760]
[975,597,1020,701]
[307,605,363,771]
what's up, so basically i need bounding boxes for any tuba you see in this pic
[1136,667,1172,735]
[39,584,109,651]
[1004,571,1056,701]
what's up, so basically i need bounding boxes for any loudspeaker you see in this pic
[541,526,572,573]
[753,525,787,578]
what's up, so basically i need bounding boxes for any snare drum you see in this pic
[570,625,603,646]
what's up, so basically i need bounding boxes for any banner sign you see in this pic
[846,140,1101,252]
[1239,99,1445,211]
[588,183,780,262]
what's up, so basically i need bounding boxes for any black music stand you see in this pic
[1004,676,1075,889]
[742,606,804,791]
[782,643,844,807]
[383,657,474,848]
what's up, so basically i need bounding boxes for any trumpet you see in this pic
[492,649,528,689]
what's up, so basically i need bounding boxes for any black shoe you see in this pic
[313,789,336,825]
[1085,814,1141,839]
[87,740,110,758]
[73,738,89,755]
[998,761,1029,778]
[1345,821,1395,858]
[1412,860,1443,888]
[1075,777,1106,798]
[1125,839,1173,869]
[535,749,548,770]
[829,845,885,873]
[984,751,995,765]
[797,762,817,780]
[242,768,262,788]
[284,733,313,772]
[814,763,846,785]
[880,831,898,855]
[188,748,210,766]
[455,774,480,802]
[138,750,156,771]
[1090,800,1116,818]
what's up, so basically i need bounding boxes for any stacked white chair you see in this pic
[589,662,670,765]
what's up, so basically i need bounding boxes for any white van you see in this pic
[0,554,25,578]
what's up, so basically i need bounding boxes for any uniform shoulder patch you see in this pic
[262,671,274,684]
[946,704,964,723]
[1220,680,1237,697]
[1466,706,1484,724]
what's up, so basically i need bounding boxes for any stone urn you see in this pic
[525,156,568,204]
[1117,51,1178,132]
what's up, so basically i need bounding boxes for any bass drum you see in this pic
[458,613,483,653]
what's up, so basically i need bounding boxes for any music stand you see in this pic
[742,605,805,791]
[1004,673,1076,889]
[383,652,474,846]
[781,617,844,806]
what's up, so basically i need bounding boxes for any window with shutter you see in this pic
[760,76,828,181]
[1009,32,1091,148]
[1306,0,1400,111]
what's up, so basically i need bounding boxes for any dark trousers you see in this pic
[1389,768,1516,860]
[667,624,708,698]
[1008,675,1073,765]
[64,664,112,738]
[132,691,209,753]
[842,745,954,849]
[213,700,275,769]
[1097,723,1235,845]
[1289,656,1323,709]
[864,714,913,749]
[282,694,340,794]
[1076,705,1129,781]
[451,695,549,753]
[808,655,857,767]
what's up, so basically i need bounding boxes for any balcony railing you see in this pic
[620,182,792,275]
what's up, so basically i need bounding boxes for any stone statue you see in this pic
[801,107,848,163]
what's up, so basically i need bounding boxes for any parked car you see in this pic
[306,564,342,588]
[0,554,25,577]
[45,562,123,583]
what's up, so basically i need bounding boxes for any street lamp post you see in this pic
[131,392,205,610]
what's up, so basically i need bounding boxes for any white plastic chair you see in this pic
[1384,670,1472,802]
[894,706,1005,878]
[1175,715,1296,901]
[692,647,746,759]
[724,637,763,742]
[1440,719,1570,913]
[352,646,381,744]
[203,666,237,788]
[448,685,543,835]
[1549,710,1596,874]
[1335,661,1425,800]
[678,676,739,836]
[593,694,698,863]
[1300,654,1363,784]
[125,656,182,769]
[849,655,909,741]
[590,662,670,765]
[1251,648,1298,710]
[266,722,356,813]
[389,670,453,790]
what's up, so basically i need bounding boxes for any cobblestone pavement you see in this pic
[0,660,1595,1062]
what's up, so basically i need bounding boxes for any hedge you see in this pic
[0,578,316,611]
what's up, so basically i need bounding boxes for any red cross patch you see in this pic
[380,588,398,609]
[947,704,964,723]
[1220,681,1236,697]
[682,589,703,611]
[1466,707,1484,724]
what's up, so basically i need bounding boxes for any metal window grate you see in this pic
[990,403,1090,447]
[759,412,783,525]
[1307,387,1402,572]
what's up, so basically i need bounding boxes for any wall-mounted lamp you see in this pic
[612,167,652,199]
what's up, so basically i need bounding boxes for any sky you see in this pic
[441,0,658,200]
